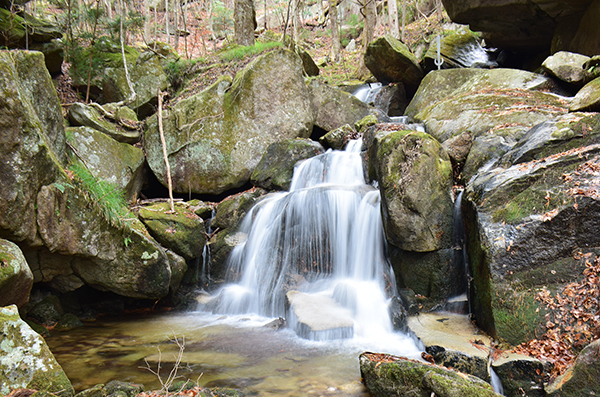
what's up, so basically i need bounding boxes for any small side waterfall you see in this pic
[209,140,404,342]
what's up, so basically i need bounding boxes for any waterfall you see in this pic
[209,140,400,341]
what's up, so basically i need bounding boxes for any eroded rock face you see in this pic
[145,49,314,195]
[0,51,65,245]
[68,103,141,144]
[0,305,74,397]
[370,129,454,252]
[0,239,33,308]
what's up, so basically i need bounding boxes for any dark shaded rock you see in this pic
[54,313,83,330]
[372,83,407,117]
[426,345,489,382]
[0,239,33,308]
[319,124,357,150]
[308,79,389,132]
[251,139,325,191]
[388,296,408,332]
[295,45,319,76]
[546,339,600,396]
[27,295,63,325]
[492,354,545,397]
[364,34,423,94]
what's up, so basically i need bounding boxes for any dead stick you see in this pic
[158,89,175,213]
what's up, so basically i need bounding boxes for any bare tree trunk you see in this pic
[234,0,255,46]
[208,0,216,41]
[329,0,340,62]
[263,0,267,29]
[401,0,406,41]
[174,0,180,50]
[157,89,175,213]
[293,0,301,42]
[165,0,170,45]
[357,0,376,77]
[118,0,136,106]
[182,0,189,58]
[388,0,398,39]
[143,0,150,42]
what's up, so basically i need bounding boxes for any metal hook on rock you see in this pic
[434,34,444,70]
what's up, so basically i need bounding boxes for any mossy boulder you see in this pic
[35,183,172,299]
[102,50,169,118]
[0,305,74,397]
[463,114,600,340]
[546,339,600,396]
[137,202,205,261]
[370,129,454,252]
[0,8,62,48]
[308,79,389,132]
[251,138,325,190]
[0,239,33,308]
[541,51,593,87]
[145,49,314,195]
[0,50,65,245]
[68,103,141,144]
[319,124,356,150]
[213,189,267,231]
[364,34,424,94]
[570,75,600,112]
[66,126,145,201]
[359,352,500,397]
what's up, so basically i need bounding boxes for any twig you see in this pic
[158,89,175,213]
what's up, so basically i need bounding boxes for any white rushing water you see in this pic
[207,140,422,355]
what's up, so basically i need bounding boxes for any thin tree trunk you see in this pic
[293,0,300,42]
[329,0,340,62]
[234,0,255,46]
[165,0,170,45]
[143,0,150,42]
[119,0,136,106]
[174,0,180,50]
[388,0,398,39]
[401,0,406,41]
[182,0,189,58]
[157,89,175,213]
[263,0,267,29]
[208,0,216,41]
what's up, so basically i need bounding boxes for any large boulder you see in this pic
[359,352,501,397]
[144,49,314,195]
[308,79,389,132]
[66,126,145,201]
[363,34,424,94]
[36,183,172,299]
[369,129,454,252]
[0,239,33,308]
[137,202,205,261]
[102,50,169,118]
[0,51,65,245]
[251,138,325,191]
[546,339,600,396]
[541,51,594,87]
[0,305,74,397]
[570,76,600,112]
[463,112,600,341]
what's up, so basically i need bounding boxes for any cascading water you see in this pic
[208,139,414,345]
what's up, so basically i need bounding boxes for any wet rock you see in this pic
[213,189,267,231]
[423,29,497,72]
[286,290,353,340]
[308,79,389,132]
[54,313,83,330]
[0,239,33,308]
[27,295,63,326]
[251,139,325,191]
[492,354,545,397]
[570,76,600,112]
[442,130,473,165]
[102,381,144,397]
[541,51,593,87]
[263,317,286,330]
[546,339,600,396]
[370,129,454,252]
[319,124,357,150]
[426,345,489,382]
[68,103,141,144]
[359,352,500,397]
[137,202,206,261]
[66,126,145,201]
[0,305,74,397]
[145,49,314,195]
[372,83,407,117]
[388,296,408,332]
[0,51,65,245]
[363,34,424,94]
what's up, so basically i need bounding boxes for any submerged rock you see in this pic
[145,49,314,195]
[0,239,33,308]
[0,305,74,397]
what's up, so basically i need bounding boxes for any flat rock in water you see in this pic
[286,290,353,340]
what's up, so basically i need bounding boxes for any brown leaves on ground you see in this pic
[513,255,600,380]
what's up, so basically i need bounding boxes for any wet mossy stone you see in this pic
[308,79,389,132]
[137,202,206,261]
[371,129,453,252]
[145,49,314,195]
[251,138,325,191]
[102,381,144,397]
[319,124,356,150]
[0,305,74,397]
[547,339,600,396]
[213,189,267,231]
[0,239,33,308]
[359,352,499,397]
[425,345,489,382]
[0,51,66,245]
[364,34,423,94]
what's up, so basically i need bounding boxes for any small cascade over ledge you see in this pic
[206,140,408,343]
